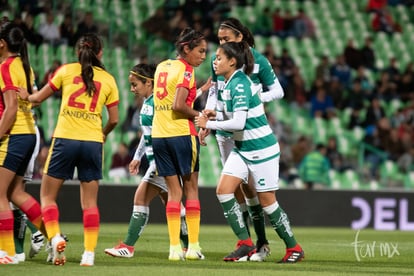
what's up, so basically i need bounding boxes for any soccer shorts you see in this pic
[216,134,234,166]
[142,161,167,192]
[152,135,199,177]
[24,126,41,182]
[0,134,36,176]
[44,138,103,181]
[222,151,280,192]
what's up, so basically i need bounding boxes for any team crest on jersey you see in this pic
[184,71,192,81]
[235,84,245,93]
[141,104,153,115]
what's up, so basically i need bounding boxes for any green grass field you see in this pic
[2,223,413,276]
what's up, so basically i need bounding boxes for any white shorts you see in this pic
[222,151,280,192]
[142,162,167,192]
[24,126,40,182]
[216,134,234,166]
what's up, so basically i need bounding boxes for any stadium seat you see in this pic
[340,169,360,190]
[404,172,414,190]
[379,160,405,188]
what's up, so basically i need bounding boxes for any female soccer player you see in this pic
[18,33,119,266]
[105,64,190,258]
[152,27,207,261]
[195,41,304,263]
[0,19,44,265]
[199,17,285,262]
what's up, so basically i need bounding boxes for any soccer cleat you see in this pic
[15,253,26,262]
[278,244,304,263]
[0,254,19,265]
[223,240,256,262]
[29,230,45,258]
[80,251,95,266]
[104,242,134,258]
[249,242,271,262]
[185,246,205,260]
[51,234,66,266]
[169,245,184,261]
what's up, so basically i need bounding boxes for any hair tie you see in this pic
[83,42,92,48]
[130,71,153,80]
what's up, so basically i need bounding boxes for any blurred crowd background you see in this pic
[1,0,413,190]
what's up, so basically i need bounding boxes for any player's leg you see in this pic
[41,174,66,265]
[159,192,189,251]
[252,156,304,263]
[218,153,255,261]
[182,171,204,260]
[242,176,270,262]
[11,204,27,262]
[79,179,99,266]
[164,174,184,260]
[105,179,162,258]
[0,167,21,264]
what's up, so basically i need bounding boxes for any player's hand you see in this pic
[17,87,30,101]
[202,109,216,119]
[129,160,140,175]
[195,113,208,129]
[198,128,210,146]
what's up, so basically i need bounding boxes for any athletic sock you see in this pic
[83,207,100,252]
[0,210,16,256]
[26,220,38,234]
[19,196,42,230]
[13,209,27,254]
[42,205,60,240]
[217,194,250,241]
[239,203,251,237]
[264,202,297,248]
[179,207,189,249]
[166,201,181,246]
[246,197,268,245]
[123,205,149,246]
[185,200,200,245]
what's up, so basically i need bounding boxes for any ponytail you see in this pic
[0,20,33,94]
[20,38,33,94]
[76,33,105,97]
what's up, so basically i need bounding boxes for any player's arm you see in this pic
[129,136,145,175]
[18,83,54,104]
[0,89,18,137]
[260,80,284,102]
[196,109,247,132]
[103,104,118,140]
[173,87,199,117]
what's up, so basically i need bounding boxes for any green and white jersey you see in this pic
[208,47,279,137]
[139,94,154,163]
[217,70,279,164]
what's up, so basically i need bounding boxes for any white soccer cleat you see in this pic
[0,251,19,265]
[51,234,66,266]
[104,242,134,258]
[169,245,184,261]
[185,245,205,260]
[249,243,271,262]
[80,251,95,266]
[15,253,26,262]
[29,230,45,258]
